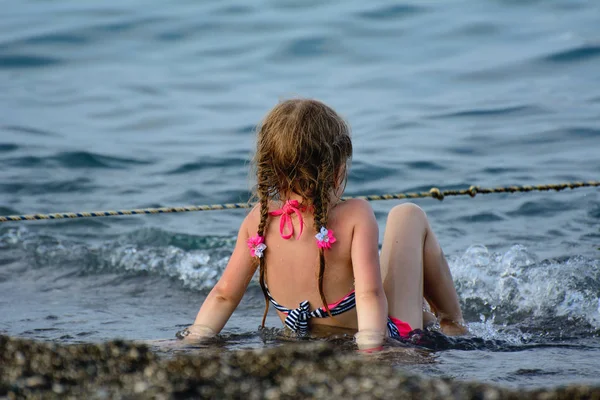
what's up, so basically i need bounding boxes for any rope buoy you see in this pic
[1,180,598,223]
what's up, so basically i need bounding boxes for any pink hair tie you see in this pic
[315,227,336,249]
[247,234,266,258]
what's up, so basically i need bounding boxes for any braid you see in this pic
[314,172,332,317]
[257,193,270,327]
[252,99,353,328]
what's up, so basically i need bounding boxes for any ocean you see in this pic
[1,0,599,389]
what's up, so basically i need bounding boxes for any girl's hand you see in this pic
[354,329,385,352]
[178,324,217,342]
[357,346,384,354]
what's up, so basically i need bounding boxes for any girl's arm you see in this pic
[187,213,258,338]
[349,200,388,350]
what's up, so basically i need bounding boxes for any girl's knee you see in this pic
[388,203,427,223]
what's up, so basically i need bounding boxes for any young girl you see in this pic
[184,99,466,351]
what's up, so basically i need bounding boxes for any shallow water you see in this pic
[1,0,599,389]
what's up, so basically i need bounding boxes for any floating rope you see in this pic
[1,181,598,223]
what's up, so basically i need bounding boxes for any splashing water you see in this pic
[3,226,599,339]
[451,244,600,336]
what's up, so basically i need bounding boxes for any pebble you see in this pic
[1,335,599,399]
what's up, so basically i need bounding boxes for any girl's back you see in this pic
[250,197,374,331]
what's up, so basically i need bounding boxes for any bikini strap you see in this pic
[269,200,305,240]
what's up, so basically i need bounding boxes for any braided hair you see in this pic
[253,99,352,325]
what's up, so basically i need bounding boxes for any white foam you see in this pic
[3,227,599,330]
[451,245,600,329]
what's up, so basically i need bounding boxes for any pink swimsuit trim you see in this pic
[321,289,355,312]
[275,289,356,315]
[312,288,413,339]
[389,316,413,338]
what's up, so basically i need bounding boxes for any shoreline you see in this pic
[1,335,599,399]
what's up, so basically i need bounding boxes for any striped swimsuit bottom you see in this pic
[265,287,412,339]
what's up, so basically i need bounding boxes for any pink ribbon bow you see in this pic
[269,200,305,240]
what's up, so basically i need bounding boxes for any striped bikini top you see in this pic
[265,287,356,335]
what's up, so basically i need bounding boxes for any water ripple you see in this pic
[483,167,523,175]
[0,144,19,153]
[456,212,505,223]
[21,32,90,46]
[0,54,62,69]
[542,44,600,64]
[588,204,600,220]
[350,160,402,184]
[356,4,427,21]
[521,127,600,145]
[507,199,575,218]
[1,151,151,169]
[0,206,19,216]
[2,125,60,137]
[0,179,98,195]
[153,21,221,43]
[55,151,151,169]
[404,161,446,171]
[278,36,334,59]
[166,157,247,175]
[431,105,545,119]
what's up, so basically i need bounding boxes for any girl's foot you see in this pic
[439,318,468,336]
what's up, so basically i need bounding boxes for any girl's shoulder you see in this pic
[243,199,376,233]
[243,203,262,234]
[333,198,376,223]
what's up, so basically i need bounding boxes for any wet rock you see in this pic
[1,335,599,399]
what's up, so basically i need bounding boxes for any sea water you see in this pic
[0,0,599,389]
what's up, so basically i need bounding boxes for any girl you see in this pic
[184,99,466,351]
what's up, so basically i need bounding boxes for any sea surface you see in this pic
[1,0,599,390]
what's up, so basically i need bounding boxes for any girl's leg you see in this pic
[380,203,466,334]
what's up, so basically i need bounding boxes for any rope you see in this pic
[1,180,598,223]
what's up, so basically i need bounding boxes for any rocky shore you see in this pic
[1,335,598,399]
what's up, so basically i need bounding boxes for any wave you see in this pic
[519,127,600,146]
[0,178,97,195]
[54,151,152,169]
[349,160,403,184]
[1,151,151,169]
[0,54,62,69]
[356,4,427,21]
[456,212,505,223]
[0,227,234,292]
[541,44,600,64]
[506,199,575,218]
[0,143,19,153]
[166,156,248,175]
[403,161,446,171]
[451,244,600,333]
[1,227,598,338]
[430,105,545,119]
[0,207,20,216]
[2,125,60,137]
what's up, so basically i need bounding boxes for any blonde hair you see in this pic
[253,99,352,326]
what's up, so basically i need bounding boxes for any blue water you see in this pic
[1,0,599,389]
